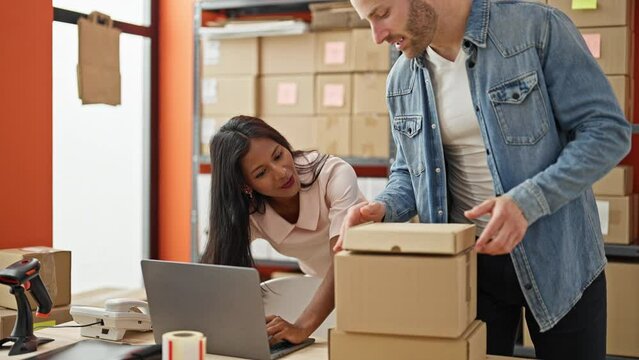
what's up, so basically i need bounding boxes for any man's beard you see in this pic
[404,0,438,58]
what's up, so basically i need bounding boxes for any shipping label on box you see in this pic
[202,37,259,76]
[335,249,477,338]
[329,320,486,360]
[0,248,71,310]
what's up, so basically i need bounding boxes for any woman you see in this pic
[201,115,366,344]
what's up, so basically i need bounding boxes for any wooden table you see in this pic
[5,324,528,360]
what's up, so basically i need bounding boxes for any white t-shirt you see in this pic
[426,46,495,234]
[249,156,366,277]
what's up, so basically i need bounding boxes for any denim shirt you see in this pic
[376,0,631,331]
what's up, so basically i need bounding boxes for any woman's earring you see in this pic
[242,186,253,200]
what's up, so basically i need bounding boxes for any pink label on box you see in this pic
[582,33,601,59]
[323,84,345,107]
[277,82,298,105]
[324,41,346,65]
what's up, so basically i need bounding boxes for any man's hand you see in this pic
[265,315,310,345]
[464,195,528,255]
[333,202,386,252]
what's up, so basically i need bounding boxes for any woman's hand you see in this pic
[265,315,312,345]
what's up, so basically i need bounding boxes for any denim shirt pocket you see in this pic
[393,115,425,176]
[488,71,549,145]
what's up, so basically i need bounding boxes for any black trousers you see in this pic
[476,254,607,360]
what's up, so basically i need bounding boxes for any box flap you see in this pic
[343,223,475,254]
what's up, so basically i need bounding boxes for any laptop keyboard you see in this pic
[269,340,296,353]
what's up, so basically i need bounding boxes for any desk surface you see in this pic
[5,325,527,360]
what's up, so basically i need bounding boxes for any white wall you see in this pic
[52,2,150,293]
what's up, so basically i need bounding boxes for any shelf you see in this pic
[605,243,639,259]
[197,155,389,177]
[199,0,342,11]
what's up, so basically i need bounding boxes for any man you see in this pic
[336,0,632,359]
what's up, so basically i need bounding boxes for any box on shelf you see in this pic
[316,74,352,115]
[260,34,315,75]
[0,247,71,310]
[595,195,633,244]
[336,223,477,338]
[260,75,315,116]
[351,114,390,158]
[317,115,351,157]
[0,305,72,339]
[353,73,388,114]
[547,0,634,29]
[352,29,391,72]
[315,31,354,73]
[592,165,633,196]
[607,76,632,120]
[263,116,319,151]
[200,116,233,156]
[201,37,259,76]
[329,320,486,360]
[309,2,368,31]
[201,75,258,116]
[580,27,632,76]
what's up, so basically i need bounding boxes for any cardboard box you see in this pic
[335,248,477,338]
[315,31,354,73]
[260,34,315,75]
[316,74,352,115]
[200,116,232,156]
[263,116,319,151]
[351,114,390,158]
[353,73,388,114]
[0,248,71,310]
[580,27,632,76]
[201,37,259,76]
[201,76,258,116]
[592,165,633,196]
[0,305,72,339]
[260,75,315,116]
[607,261,639,357]
[317,115,351,156]
[607,76,631,119]
[309,2,369,30]
[352,29,391,72]
[329,320,487,360]
[547,0,634,28]
[344,223,476,254]
[596,195,633,244]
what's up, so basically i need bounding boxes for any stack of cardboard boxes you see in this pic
[547,0,635,120]
[199,27,392,159]
[0,247,72,339]
[330,223,486,360]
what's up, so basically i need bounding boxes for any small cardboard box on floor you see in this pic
[335,223,477,338]
[0,248,71,310]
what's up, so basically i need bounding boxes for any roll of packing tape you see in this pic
[162,330,206,360]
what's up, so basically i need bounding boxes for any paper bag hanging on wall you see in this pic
[77,12,121,105]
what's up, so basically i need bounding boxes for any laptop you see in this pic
[141,260,314,360]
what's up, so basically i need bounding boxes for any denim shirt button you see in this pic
[524,283,533,290]
[474,105,480,112]
[437,210,444,216]
[431,123,436,129]
[435,167,441,173]
[512,92,520,100]
[468,61,476,69]
[463,40,471,49]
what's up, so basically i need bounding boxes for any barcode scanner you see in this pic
[0,258,54,356]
